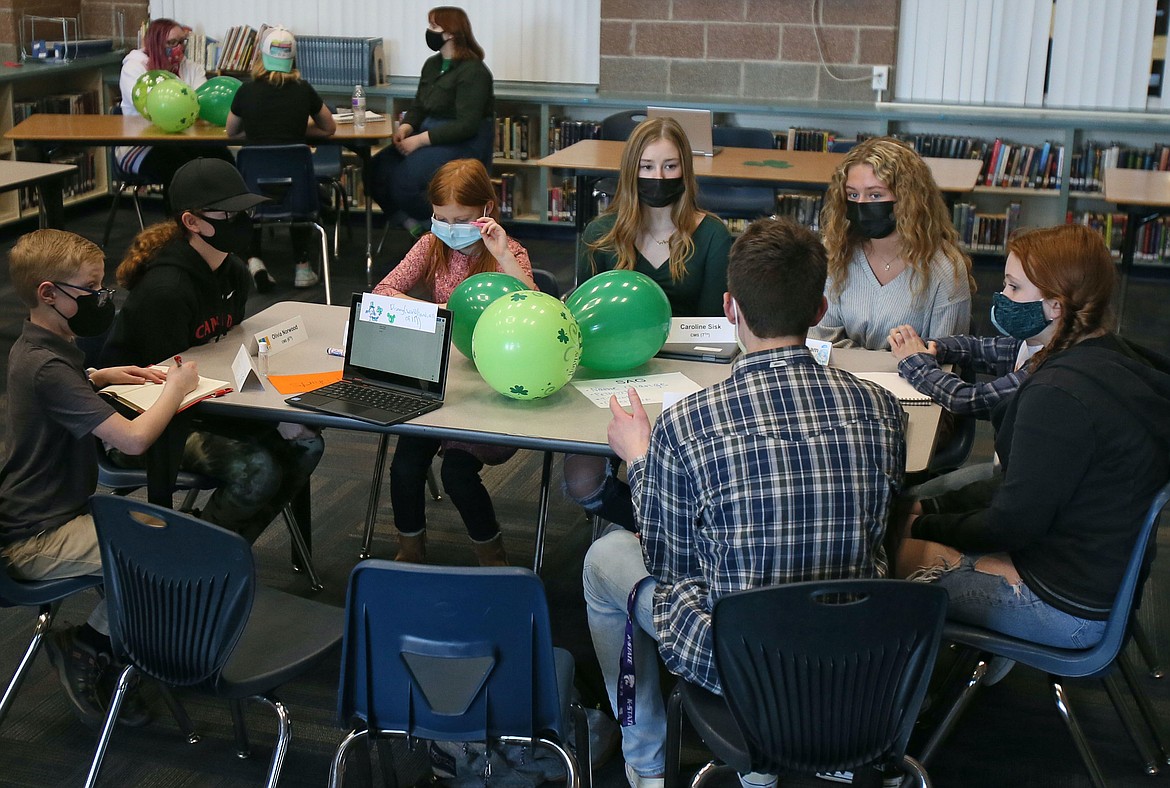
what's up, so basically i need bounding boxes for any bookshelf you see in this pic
[306,82,1170,265]
[0,53,119,229]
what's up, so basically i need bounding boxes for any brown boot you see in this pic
[394,531,427,563]
[472,534,508,566]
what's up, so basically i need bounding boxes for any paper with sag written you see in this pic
[101,366,232,413]
[572,372,702,408]
[266,370,344,395]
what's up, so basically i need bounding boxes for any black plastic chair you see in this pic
[697,126,777,220]
[329,560,589,788]
[0,564,102,730]
[924,365,978,476]
[101,107,162,249]
[918,479,1170,786]
[312,145,351,257]
[533,267,562,299]
[590,110,647,220]
[236,144,335,305]
[83,494,342,788]
[665,579,948,788]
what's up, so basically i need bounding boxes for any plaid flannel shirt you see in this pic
[632,345,905,693]
[896,335,1028,418]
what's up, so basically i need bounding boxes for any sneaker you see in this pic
[293,262,320,288]
[247,257,276,293]
[738,772,777,788]
[815,770,903,787]
[44,628,109,726]
[624,763,665,788]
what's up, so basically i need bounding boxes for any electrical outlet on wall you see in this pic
[872,66,890,92]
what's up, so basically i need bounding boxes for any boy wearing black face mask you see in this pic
[99,159,326,548]
[0,229,200,725]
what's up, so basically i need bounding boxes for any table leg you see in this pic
[360,433,392,559]
[532,451,554,574]
[36,175,66,229]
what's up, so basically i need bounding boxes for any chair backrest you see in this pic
[712,579,948,776]
[601,110,646,142]
[337,560,565,742]
[828,139,859,153]
[532,268,561,299]
[89,494,256,689]
[235,144,320,220]
[712,126,775,150]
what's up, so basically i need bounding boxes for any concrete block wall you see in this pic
[0,0,145,62]
[599,0,898,101]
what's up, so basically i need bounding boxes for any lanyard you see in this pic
[617,576,652,727]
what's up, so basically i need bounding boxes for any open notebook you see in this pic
[100,366,233,413]
[850,371,933,406]
[333,109,385,124]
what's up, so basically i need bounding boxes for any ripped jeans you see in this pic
[927,554,1107,649]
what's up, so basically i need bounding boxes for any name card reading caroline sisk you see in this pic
[359,293,438,333]
[572,372,702,408]
[253,315,307,355]
[665,317,736,344]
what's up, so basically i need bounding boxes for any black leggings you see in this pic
[389,435,499,542]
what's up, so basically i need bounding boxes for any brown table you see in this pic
[539,139,983,234]
[0,160,78,229]
[5,114,396,289]
[1103,167,1170,328]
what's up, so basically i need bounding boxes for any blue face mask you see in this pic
[990,291,1052,340]
[430,216,483,250]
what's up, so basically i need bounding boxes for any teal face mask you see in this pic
[430,216,483,250]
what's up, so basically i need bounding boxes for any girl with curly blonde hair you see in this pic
[810,136,974,349]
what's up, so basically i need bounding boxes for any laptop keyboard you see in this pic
[317,381,423,414]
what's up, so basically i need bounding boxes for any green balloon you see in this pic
[448,272,529,358]
[195,76,242,127]
[565,269,671,372]
[472,291,582,400]
[145,79,200,133]
[131,70,179,120]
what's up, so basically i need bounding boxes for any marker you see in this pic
[173,355,183,367]
[326,346,345,357]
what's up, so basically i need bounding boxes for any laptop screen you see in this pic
[646,106,714,155]
[344,293,452,396]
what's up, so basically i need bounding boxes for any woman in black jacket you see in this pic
[897,223,1170,648]
[368,6,494,236]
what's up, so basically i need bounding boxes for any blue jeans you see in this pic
[368,117,494,222]
[582,530,665,777]
[934,555,1107,648]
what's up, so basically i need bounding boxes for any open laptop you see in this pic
[286,293,453,426]
[647,106,722,156]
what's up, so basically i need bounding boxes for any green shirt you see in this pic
[577,213,732,317]
[403,54,494,147]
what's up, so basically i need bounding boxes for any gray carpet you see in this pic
[1,198,1169,786]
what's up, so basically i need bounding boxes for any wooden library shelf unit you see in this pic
[0,53,120,229]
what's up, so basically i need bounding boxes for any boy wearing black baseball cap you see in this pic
[99,157,325,547]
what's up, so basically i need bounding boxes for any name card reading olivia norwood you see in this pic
[571,372,702,408]
[666,317,735,344]
[254,315,307,355]
[359,293,438,333]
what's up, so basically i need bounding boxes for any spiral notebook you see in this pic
[851,372,933,406]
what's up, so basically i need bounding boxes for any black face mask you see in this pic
[54,289,116,338]
[426,29,446,51]
[845,200,898,239]
[199,213,253,257]
[637,177,686,209]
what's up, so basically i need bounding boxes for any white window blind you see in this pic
[895,0,1163,108]
[150,0,601,84]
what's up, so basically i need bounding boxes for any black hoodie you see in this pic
[100,237,251,368]
[913,334,1170,619]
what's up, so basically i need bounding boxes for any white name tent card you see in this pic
[572,372,702,408]
[252,315,308,356]
[359,293,438,333]
[805,337,832,365]
[231,344,266,391]
[666,317,736,344]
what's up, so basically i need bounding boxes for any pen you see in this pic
[174,355,183,367]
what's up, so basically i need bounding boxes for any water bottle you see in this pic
[257,337,270,377]
[352,85,367,131]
